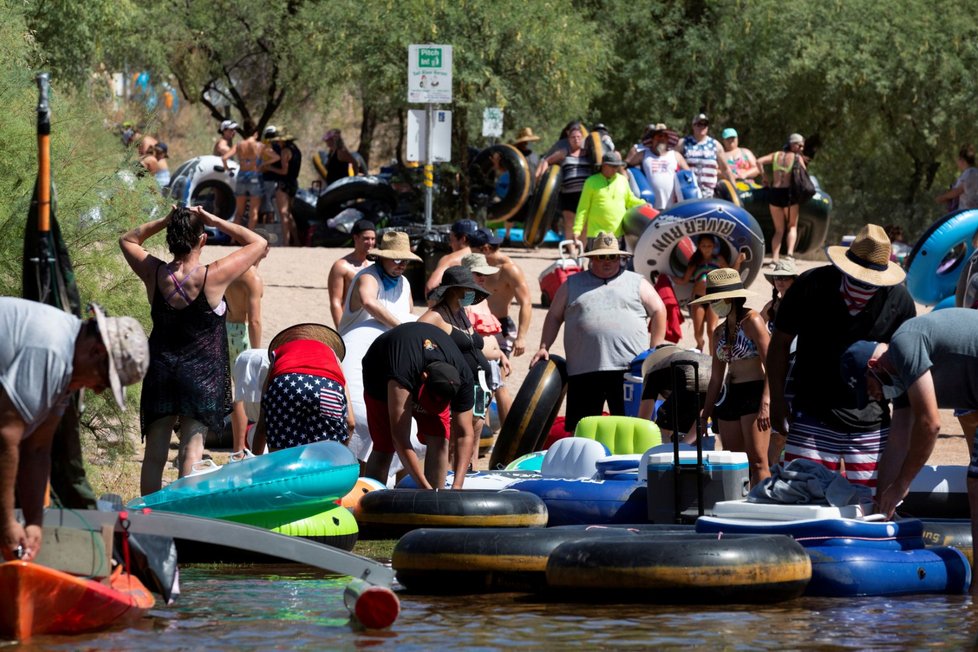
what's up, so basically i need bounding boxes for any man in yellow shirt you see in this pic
[573,151,646,246]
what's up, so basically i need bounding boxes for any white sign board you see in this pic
[406,109,452,162]
[482,107,504,137]
[408,44,453,104]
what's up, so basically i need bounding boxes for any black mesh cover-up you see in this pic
[140,264,231,438]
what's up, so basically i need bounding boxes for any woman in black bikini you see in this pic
[420,266,496,470]
[120,205,268,495]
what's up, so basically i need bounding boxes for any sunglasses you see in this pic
[694,122,709,127]
[390,259,406,265]
[594,254,621,262]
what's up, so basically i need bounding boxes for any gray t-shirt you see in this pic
[0,297,80,438]
[955,167,978,210]
[887,308,978,409]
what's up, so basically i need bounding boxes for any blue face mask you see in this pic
[460,290,476,306]
[377,265,399,291]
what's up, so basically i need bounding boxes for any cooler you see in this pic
[646,450,750,523]
[623,349,653,417]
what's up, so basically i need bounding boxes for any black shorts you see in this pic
[277,179,299,198]
[713,380,765,421]
[559,191,582,214]
[768,187,793,208]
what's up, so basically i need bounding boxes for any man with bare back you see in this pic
[225,262,264,452]
[222,121,279,232]
[327,220,376,329]
[472,227,533,359]
[424,219,480,298]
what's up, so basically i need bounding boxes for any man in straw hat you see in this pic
[0,298,149,562]
[338,230,421,469]
[573,151,647,245]
[532,232,667,433]
[838,310,978,569]
[362,322,476,490]
[767,224,915,489]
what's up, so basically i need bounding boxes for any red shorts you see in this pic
[364,392,451,454]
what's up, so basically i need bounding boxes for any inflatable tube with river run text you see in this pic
[488,355,568,469]
[469,144,532,222]
[632,198,766,304]
[523,165,562,247]
[356,489,548,539]
[545,533,812,603]
[904,208,978,306]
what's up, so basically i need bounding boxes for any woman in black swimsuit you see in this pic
[120,205,268,495]
[420,266,494,469]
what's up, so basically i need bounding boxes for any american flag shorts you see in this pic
[784,409,888,489]
[261,372,349,449]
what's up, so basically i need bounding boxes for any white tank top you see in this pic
[641,150,680,210]
[338,265,413,335]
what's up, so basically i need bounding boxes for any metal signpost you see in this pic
[408,44,452,230]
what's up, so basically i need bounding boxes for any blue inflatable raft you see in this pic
[805,546,970,597]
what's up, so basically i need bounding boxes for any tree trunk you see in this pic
[358,102,378,168]
[454,105,471,219]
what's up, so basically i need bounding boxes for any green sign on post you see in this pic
[418,47,442,68]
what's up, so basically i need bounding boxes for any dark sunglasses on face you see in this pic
[694,122,709,127]
[391,259,406,265]
[594,254,621,262]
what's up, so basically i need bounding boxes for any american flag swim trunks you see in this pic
[261,372,349,449]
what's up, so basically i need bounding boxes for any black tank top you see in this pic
[285,142,302,182]
[325,151,349,185]
[263,143,285,183]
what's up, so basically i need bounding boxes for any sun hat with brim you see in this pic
[764,258,799,282]
[689,268,756,305]
[641,345,713,391]
[429,266,491,305]
[582,231,633,258]
[640,344,681,378]
[461,253,499,275]
[268,323,346,362]
[513,127,541,144]
[90,304,150,410]
[367,231,422,262]
[825,223,905,286]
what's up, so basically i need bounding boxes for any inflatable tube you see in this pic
[488,355,568,469]
[902,464,969,519]
[495,227,562,245]
[905,208,978,306]
[315,176,398,221]
[479,422,496,456]
[545,533,812,603]
[626,167,655,205]
[356,489,548,539]
[805,545,970,597]
[677,170,699,200]
[621,203,660,252]
[584,131,604,168]
[731,178,832,255]
[505,451,546,471]
[396,469,540,491]
[128,441,359,518]
[165,155,239,225]
[714,179,742,207]
[955,248,978,307]
[392,524,689,594]
[695,516,925,550]
[174,504,358,563]
[508,476,647,526]
[933,295,957,311]
[523,165,561,247]
[340,477,387,517]
[921,519,973,567]
[632,198,766,304]
[469,145,532,222]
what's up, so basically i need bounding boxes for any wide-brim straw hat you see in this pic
[764,258,799,282]
[513,127,541,144]
[825,224,906,286]
[689,268,756,305]
[641,345,713,392]
[582,231,633,258]
[367,231,422,262]
[268,323,346,361]
[428,265,491,305]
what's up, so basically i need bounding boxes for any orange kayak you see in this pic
[0,561,155,640]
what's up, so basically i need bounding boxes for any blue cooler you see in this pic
[623,349,653,417]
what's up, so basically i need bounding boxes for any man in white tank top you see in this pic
[626,123,689,210]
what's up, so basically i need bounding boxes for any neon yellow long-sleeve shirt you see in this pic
[573,171,646,238]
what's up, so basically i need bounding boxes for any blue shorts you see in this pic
[235,171,262,197]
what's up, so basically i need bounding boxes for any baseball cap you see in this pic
[721,128,738,139]
[600,151,626,167]
[423,360,462,400]
[351,219,376,235]
[450,219,479,238]
[788,133,805,145]
[89,304,150,410]
[470,226,503,248]
[840,340,879,409]
[219,119,238,132]
[692,113,709,125]
[262,125,278,140]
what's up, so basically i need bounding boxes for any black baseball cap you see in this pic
[451,219,479,237]
[470,226,503,248]
[424,361,462,399]
[351,219,376,235]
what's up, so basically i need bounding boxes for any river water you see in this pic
[13,564,978,650]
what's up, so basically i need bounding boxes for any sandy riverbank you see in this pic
[196,243,966,468]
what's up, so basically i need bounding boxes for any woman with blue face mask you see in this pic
[420,266,494,467]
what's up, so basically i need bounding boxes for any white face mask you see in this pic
[711,300,732,318]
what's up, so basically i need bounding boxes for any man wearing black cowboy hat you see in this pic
[572,151,647,245]
[362,321,476,490]
[532,232,666,433]
[767,224,916,490]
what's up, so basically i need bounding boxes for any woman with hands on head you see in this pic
[120,205,269,495]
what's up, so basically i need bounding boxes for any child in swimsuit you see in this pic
[679,235,729,352]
